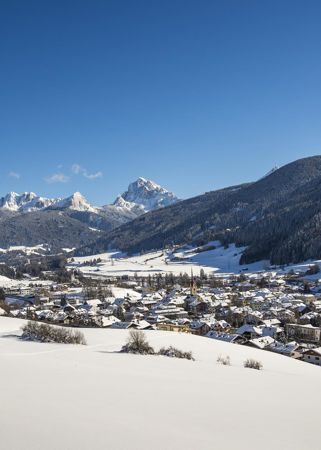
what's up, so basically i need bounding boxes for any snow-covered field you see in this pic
[0,244,50,255]
[71,243,269,278]
[0,274,53,289]
[0,316,319,450]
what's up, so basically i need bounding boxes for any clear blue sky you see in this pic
[1,0,321,205]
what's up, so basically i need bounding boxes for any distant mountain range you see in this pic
[78,156,321,266]
[0,177,179,214]
[0,178,179,251]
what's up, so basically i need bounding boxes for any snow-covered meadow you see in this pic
[0,316,319,450]
[70,243,269,278]
[0,274,53,289]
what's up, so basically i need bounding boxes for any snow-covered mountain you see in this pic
[52,192,97,213]
[0,192,60,212]
[113,177,179,213]
[0,178,179,215]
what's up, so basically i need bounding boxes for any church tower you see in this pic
[190,269,197,296]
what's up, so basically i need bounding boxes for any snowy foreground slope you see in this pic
[1,317,319,450]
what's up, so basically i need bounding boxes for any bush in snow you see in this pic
[217,355,231,366]
[21,321,86,345]
[121,329,155,355]
[243,358,262,370]
[158,346,194,361]
[306,263,320,275]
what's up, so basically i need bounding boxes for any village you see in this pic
[2,262,321,367]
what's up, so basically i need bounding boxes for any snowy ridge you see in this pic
[0,178,179,215]
[0,192,60,212]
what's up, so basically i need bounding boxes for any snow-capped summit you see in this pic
[54,192,97,212]
[0,192,60,212]
[114,177,179,213]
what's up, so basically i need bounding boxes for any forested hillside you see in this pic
[78,156,321,265]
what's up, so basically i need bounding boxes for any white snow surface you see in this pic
[71,243,268,277]
[0,275,52,289]
[0,316,319,450]
[0,244,49,255]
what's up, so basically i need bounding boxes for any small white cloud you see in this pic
[45,173,70,183]
[71,163,103,180]
[8,171,20,179]
[84,171,103,180]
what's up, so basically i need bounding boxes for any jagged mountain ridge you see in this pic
[0,177,178,214]
[0,178,179,251]
[78,156,321,266]
[0,192,59,212]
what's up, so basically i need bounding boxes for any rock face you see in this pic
[113,177,179,213]
[52,192,97,213]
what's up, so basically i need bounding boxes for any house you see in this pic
[268,341,303,359]
[189,320,211,336]
[236,324,262,340]
[5,295,35,308]
[100,316,120,328]
[285,323,321,344]
[185,296,208,315]
[135,320,154,330]
[152,305,188,320]
[206,330,245,344]
[157,323,191,333]
[302,347,321,366]
[245,336,275,350]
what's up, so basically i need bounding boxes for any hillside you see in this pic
[0,211,100,250]
[78,156,321,265]
[0,316,320,450]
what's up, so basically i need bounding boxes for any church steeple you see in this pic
[190,269,197,296]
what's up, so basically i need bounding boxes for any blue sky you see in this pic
[1,0,321,205]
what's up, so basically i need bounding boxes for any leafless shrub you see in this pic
[121,329,155,355]
[306,263,320,275]
[217,355,231,366]
[243,358,262,370]
[21,321,86,345]
[158,346,194,360]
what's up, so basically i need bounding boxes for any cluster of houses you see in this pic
[3,269,321,366]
